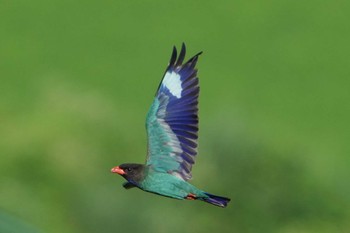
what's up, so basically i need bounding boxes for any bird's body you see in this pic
[112,44,230,207]
[140,168,204,199]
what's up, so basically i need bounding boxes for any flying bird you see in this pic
[111,43,230,207]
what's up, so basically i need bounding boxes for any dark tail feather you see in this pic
[203,192,231,208]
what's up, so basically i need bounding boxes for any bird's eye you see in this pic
[126,168,132,172]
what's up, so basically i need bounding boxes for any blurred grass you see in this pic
[1,1,350,233]
[0,211,42,233]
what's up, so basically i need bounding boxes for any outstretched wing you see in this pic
[145,43,202,181]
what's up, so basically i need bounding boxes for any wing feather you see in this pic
[145,43,202,180]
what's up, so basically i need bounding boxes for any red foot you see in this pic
[185,193,197,200]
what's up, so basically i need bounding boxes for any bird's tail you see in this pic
[203,192,231,208]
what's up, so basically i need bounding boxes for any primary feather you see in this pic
[146,43,202,181]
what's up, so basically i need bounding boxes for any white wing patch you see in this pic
[162,71,182,98]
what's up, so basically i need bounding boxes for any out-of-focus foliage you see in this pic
[0,211,42,233]
[1,1,349,233]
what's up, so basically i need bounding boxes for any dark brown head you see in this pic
[111,163,146,184]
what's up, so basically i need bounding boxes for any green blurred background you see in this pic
[1,1,349,233]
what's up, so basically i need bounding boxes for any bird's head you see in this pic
[111,163,146,183]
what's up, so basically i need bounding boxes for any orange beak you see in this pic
[111,166,126,175]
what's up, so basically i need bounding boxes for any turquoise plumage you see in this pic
[111,43,230,207]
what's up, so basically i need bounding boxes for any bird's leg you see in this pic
[185,193,197,200]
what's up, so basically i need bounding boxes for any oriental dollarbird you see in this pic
[111,44,230,207]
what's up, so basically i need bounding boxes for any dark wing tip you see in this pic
[171,43,203,68]
[169,46,178,67]
[197,51,203,56]
[175,43,186,67]
[172,43,203,68]
[188,51,203,62]
[182,51,203,71]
